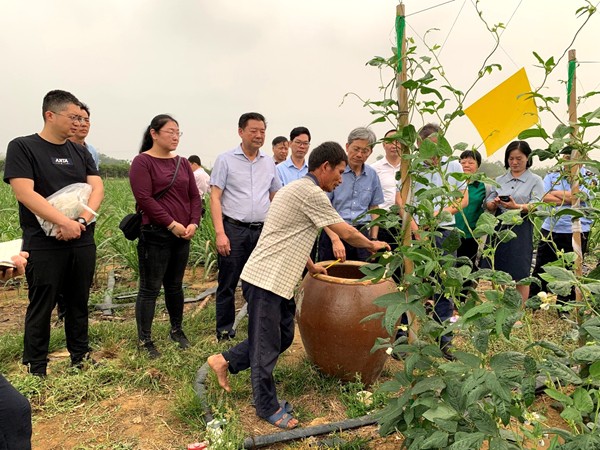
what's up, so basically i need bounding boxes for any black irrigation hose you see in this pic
[94,286,217,313]
[242,415,377,449]
[193,362,214,425]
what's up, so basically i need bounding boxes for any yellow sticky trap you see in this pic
[465,68,539,157]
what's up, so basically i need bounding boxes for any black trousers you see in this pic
[215,221,261,338]
[222,282,296,419]
[0,375,31,450]
[531,229,589,303]
[23,245,96,371]
[318,225,370,262]
[136,226,190,342]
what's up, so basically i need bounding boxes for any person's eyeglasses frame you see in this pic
[51,111,85,123]
[160,129,183,138]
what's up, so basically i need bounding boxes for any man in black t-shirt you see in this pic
[3,90,105,376]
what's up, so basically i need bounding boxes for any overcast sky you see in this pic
[1,0,599,166]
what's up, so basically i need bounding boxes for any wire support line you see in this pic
[499,0,523,37]
[466,0,520,69]
[405,0,456,17]
[439,0,467,56]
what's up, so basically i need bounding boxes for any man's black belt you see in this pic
[223,215,263,229]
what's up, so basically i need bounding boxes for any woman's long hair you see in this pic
[139,114,178,153]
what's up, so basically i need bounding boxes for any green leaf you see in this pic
[572,387,594,413]
[485,372,512,402]
[473,330,490,354]
[540,360,582,385]
[545,387,573,406]
[525,340,568,358]
[419,138,438,159]
[444,379,465,412]
[449,432,485,450]
[433,418,458,433]
[572,345,600,363]
[490,352,525,377]
[502,288,523,309]
[521,376,536,406]
[411,377,446,395]
[462,302,495,320]
[453,351,481,368]
[468,406,498,434]
[560,406,583,424]
[589,361,600,379]
[580,317,600,341]
[553,124,575,138]
[422,404,459,422]
[518,127,550,140]
[421,431,449,449]
[542,266,577,282]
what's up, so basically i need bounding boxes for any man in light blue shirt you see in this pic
[318,127,384,262]
[531,146,595,307]
[277,127,311,185]
[210,112,282,341]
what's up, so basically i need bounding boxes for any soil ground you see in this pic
[0,272,573,449]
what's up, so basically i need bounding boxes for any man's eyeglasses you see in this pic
[161,129,183,137]
[293,140,310,147]
[349,146,371,155]
[52,111,85,123]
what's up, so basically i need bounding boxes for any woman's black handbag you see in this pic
[119,211,143,240]
[119,157,182,241]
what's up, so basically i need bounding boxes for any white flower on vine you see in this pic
[538,291,549,300]
[382,251,393,260]
[523,411,540,425]
[386,347,393,355]
[540,302,550,311]
[398,325,408,332]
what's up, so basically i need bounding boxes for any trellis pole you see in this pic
[567,49,583,304]
[396,3,418,342]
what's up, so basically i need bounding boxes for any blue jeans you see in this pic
[136,226,190,342]
[223,282,296,418]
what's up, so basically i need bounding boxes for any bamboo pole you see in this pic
[396,3,418,342]
[567,49,583,303]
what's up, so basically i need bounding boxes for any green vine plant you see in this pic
[350,2,600,449]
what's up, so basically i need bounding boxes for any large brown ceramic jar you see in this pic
[296,260,396,386]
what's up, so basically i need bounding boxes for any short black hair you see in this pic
[504,140,533,169]
[308,141,348,172]
[188,155,201,165]
[459,149,482,167]
[42,89,80,121]
[272,136,288,147]
[79,102,90,117]
[238,112,266,129]
[290,126,311,142]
